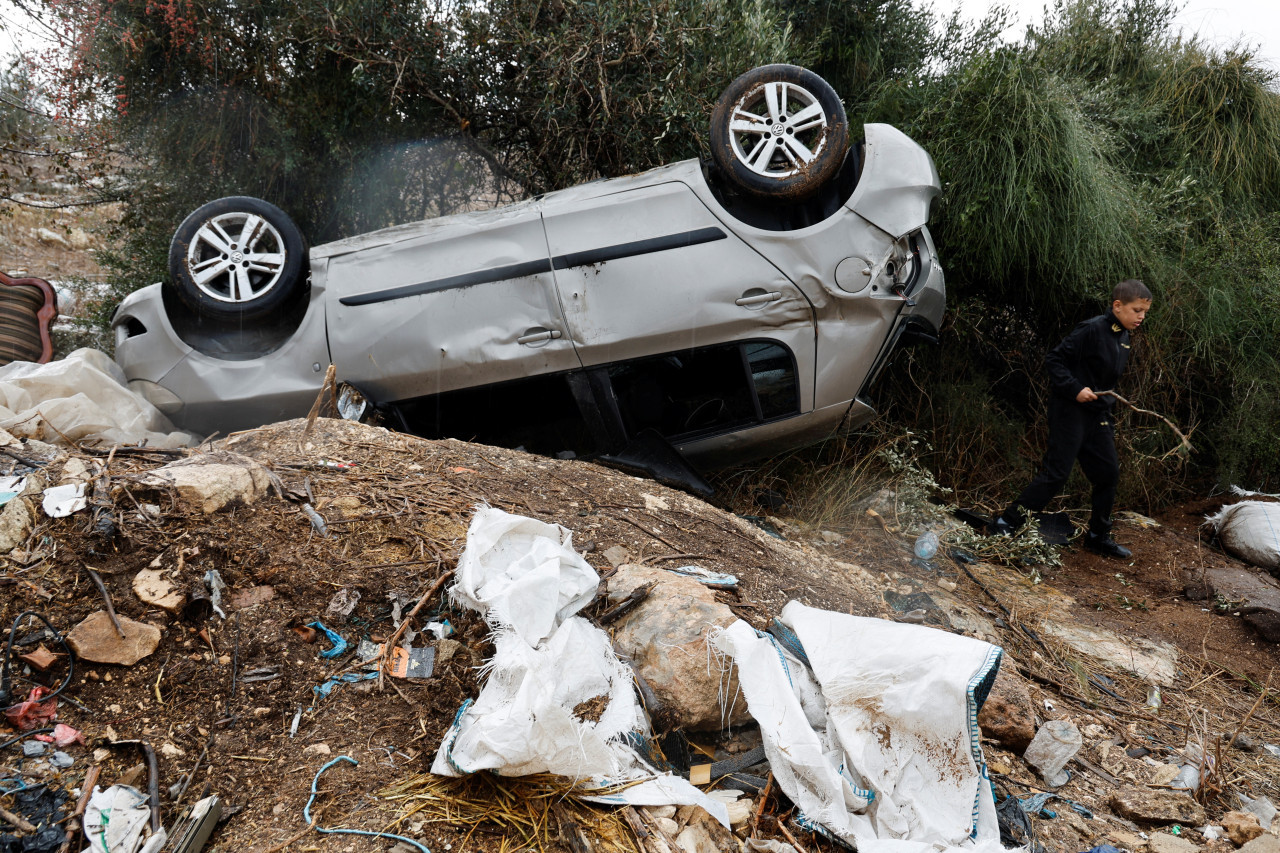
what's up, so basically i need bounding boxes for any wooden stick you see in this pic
[59,764,100,853]
[0,804,37,834]
[262,819,317,853]
[304,364,338,436]
[1096,390,1195,457]
[1225,670,1274,753]
[380,570,454,690]
[749,772,774,839]
[82,566,126,638]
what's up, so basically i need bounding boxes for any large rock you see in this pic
[1148,834,1201,853]
[608,564,749,730]
[0,496,34,554]
[1110,786,1206,827]
[1222,812,1265,846]
[137,452,272,513]
[66,611,162,666]
[1240,835,1280,853]
[977,657,1035,751]
[1183,566,1280,643]
[132,568,186,614]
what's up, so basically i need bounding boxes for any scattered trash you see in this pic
[304,757,429,852]
[311,671,377,706]
[1024,720,1082,788]
[203,570,227,618]
[4,686,57,731]
[0,475,26,506]
[1170,764,1200,791]
[22,739,46,757]
[1264,744,1280,758]
[1146,684,1162,710]
[1237,794,1277,831]
[82,785,166,853]
[0,783,69,853]
[290,706,302,737]
[66,610,162,666]
[715,601,1005,850]
[1201,825,1224,841]
[324,588,361,621]
[914,530,939,560]
[307,621,348,659]
[164,794,222,853]
[50,750,73,768]
[356,640,435,679]
[667,565,739,588]
[424,619,453,640]
[1206,500,1280,571]
[302,503,329,537]
[41,482,87,517]
[1018,791,1093,819]
[238,666,281,683]
[34,723,85,747]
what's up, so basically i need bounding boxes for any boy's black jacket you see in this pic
[1044,311,1132,413]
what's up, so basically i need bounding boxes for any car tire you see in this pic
[710,65,849,201]
[167,196,307,321]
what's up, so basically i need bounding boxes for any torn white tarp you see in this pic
[0,348,195,449]
[715,601,1005,853]
[1207,500,1280,573]
[433,506,729,826]
[450,506,599,647]
[81,784,167,853]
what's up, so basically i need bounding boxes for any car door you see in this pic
[321,200,581,403]
[540,180,818,413]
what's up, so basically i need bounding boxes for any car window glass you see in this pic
[747,342,799,420]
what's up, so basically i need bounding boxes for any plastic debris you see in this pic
[1019,791,1094,819]
[1146,684,1162,710]
[164,794,222,853]
[311,671,376,706]
[1264,744,1280,759]
[203,570,227,618]
[667,565,740,588]
[83,784,167,853]
[1202,826,1224,841]
[0,784,69,852]
[41,482,87,517]
[914,530,939,560]
[355,639,435,679]
[307,621,348,659]
[34,723,85,747]
[50,750,73,768]
[1238,794,1277,830]
[324,588,361,621]
[4,685,57,731]
[424,619,454,640]
[0,474,25,506]
[1024,720,1082,788]
[23,739,46,757]
[290,706,302,738]
[304,757,429,852]
[1171,765,1200,791]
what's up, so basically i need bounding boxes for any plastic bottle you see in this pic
[1171,764,1200,791]
[1023,720,1082,787]
[914,530,939,561]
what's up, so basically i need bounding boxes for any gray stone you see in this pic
[22,740,45,757]
[608,564,750,730]
[1240,836,1280,853]
[1184,566,1280,643]
[66,611,162,666]
[132,568,186,614]
[137,452,272,513]
[1110,785,1207,826]
[1147,833,1201,853]
[977,657,1036,751]
[0,496,34,554]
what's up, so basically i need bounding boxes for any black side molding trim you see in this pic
[339,227,728,306]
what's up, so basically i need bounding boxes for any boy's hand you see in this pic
[1076,387,1098,403]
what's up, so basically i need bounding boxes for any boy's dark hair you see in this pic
[1112,278,1151,303]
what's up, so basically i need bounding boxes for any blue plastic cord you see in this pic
[304,756,431,853]
[307,621,349,659]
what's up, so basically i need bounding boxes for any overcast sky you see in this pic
[934,0,1280,73]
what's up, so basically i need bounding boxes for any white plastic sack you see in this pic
[434,508,728,826]
[1207,500,1280,573]
[715,601,1006,853]
[0,348,195,449]
[81,784,166,853]
[451,506,599,646]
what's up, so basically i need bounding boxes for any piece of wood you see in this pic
[0,804,38,834]
[380,570,453,690]
[59,764,101,853]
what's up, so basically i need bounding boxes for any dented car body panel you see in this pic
[113,122,944,468]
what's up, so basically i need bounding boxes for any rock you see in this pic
[1183,566,1280,643]
[159,742,184,759]
[1110,785,1206,826]
[66,611,162,666]
[35,227,70,248]
[603,545,630,568]
[1222,812,1264,846]
[229,585,275,610]
[68,228,92,250]
[1150,763,1182,786]
[656,817,679,835]
[0,496,34,554]
[1111,830,1148,850]
[1023,720,1082,787]
[137,452,272,513]
[819,530,844,544]
[1240,837,1280,853]
[303,743,331,757]
[608,564,750,729]
[977,658,1036,751]
[1147,833,1202,853]
[132,568,186,614]
[1039,621,1179,683]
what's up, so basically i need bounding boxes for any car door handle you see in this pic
[735,290,782,307]
[517,328,563,345]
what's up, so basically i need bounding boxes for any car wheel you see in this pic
[710,65,849,201]
[168,196,307,321]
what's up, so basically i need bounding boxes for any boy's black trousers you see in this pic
[1009,397,1119,534]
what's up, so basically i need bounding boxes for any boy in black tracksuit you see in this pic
[995,279,1153,559]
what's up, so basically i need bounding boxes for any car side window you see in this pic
[610,340,799,442]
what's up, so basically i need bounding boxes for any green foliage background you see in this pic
[10,0,1280,501]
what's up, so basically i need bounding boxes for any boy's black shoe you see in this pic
[1084,531,1131,559]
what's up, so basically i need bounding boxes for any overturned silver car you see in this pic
[113,65,944,477]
